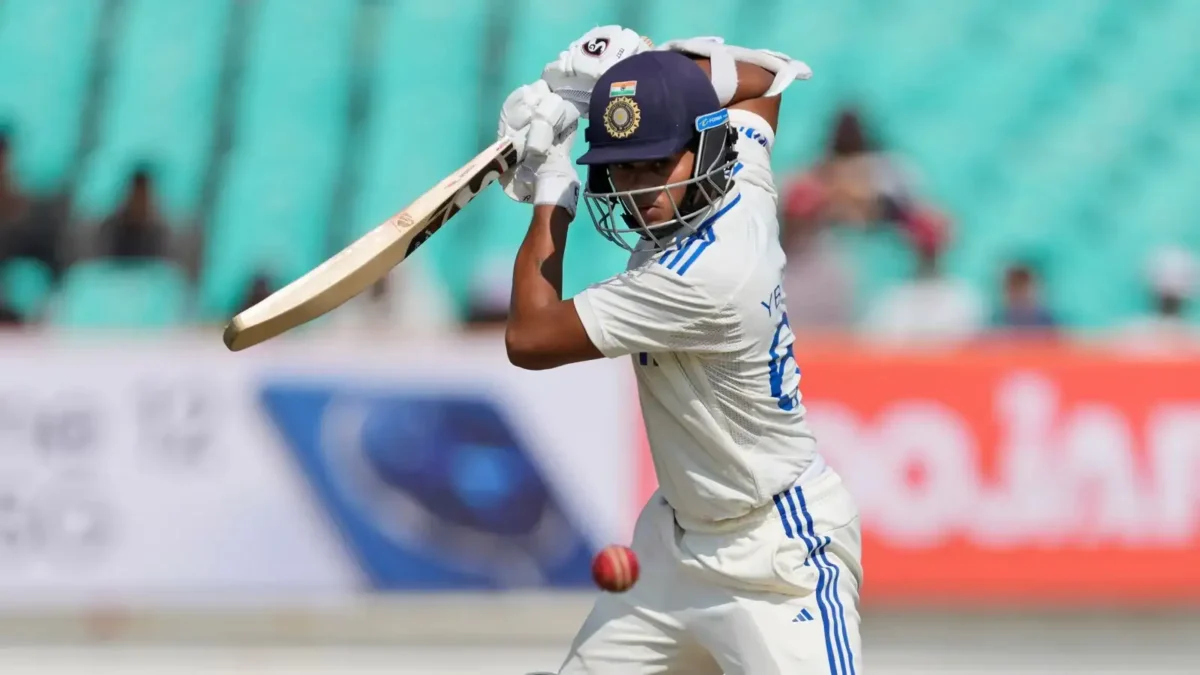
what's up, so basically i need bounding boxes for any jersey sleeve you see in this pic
[727,109,776,196]
[572,263,739,358]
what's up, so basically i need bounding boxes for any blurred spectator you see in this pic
[861,211,985,345]
[1116,246,1198,353]
[798,106,921,229]
[0,304,19,326]
[94,166,170,261]
[463,260,512,332]
[0,276,19,326]
[996,262,1057,333]
[0,129,31,254]
[329,261,456,337]
[779,175,855,331]
[816,107,883,224]
[0,127,67,275]
[236,272,275,314]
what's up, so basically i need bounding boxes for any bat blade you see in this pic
[223,138,517,352]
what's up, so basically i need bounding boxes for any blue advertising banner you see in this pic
[262,383,596,590]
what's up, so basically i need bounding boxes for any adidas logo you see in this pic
[792,609,815,623]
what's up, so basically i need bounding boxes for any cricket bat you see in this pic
[223,138,518,352]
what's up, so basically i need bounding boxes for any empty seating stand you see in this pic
[199,0,357,318]
[73,0,233,224]
[0,0,101,192]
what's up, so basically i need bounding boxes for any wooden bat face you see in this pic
[403,142,519,257]
[223,139,517,352]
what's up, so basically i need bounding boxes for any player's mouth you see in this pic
[635,202,659,222]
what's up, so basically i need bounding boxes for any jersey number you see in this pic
[767,311,801,411]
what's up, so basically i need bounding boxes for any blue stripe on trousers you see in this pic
[778,490,840,674]
[795,488,857,675]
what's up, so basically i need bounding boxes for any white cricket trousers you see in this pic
[559,463,862,675]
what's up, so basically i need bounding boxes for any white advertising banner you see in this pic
[0,334,637,604]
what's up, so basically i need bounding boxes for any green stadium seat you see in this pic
[199,0,357,319]
[351,1,492,311]
[640,0,739,47]
[49,259,190,328]
[0,257,53,319]
[74,0,232,222]
[0,0,102,192]
[201,143,343,318]
[236,0,356,143]
[504,0,617,92]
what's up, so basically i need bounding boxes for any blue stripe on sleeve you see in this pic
[673,194,741,276]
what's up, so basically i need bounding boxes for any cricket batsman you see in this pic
[496,26,862,674]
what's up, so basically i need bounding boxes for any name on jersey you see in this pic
[761,284,784,317]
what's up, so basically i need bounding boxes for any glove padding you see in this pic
[497,79,580,162]
[657,37,813,106]
[498,24,651,206]
[497,80,580,205]
[532,148,581,217]
[541,25,654,117]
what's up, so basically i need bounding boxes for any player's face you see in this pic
[609,150,696,225]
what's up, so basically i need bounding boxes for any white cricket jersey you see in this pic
[573,109,820,524]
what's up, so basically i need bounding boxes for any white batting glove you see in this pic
[541,25,653,118]
[497,80,579,161]
[497,80,580,204]
[534,147,581,217]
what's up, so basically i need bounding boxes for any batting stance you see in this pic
[497,26,862,675]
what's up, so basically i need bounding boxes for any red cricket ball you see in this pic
[592,544,639,593]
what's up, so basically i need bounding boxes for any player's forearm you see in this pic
[505,206,576,369]
[511,205,569,313]
[506,206,603,370]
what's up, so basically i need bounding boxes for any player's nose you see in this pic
[626,169,664,192]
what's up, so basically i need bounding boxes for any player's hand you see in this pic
[498,81,580,207]
[498,79,580,162]
[541,25,653,118]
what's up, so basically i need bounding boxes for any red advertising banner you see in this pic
[636,343,1200,606]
